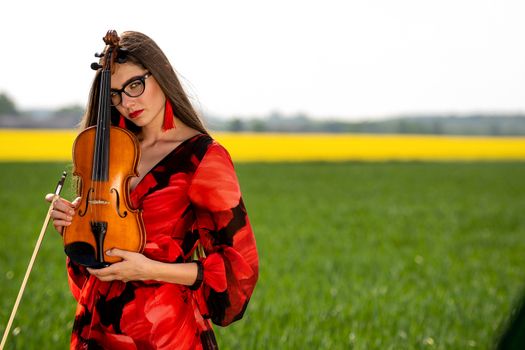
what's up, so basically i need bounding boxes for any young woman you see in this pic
[47,31,258,349]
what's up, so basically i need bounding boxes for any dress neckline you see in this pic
[131,133,206,193]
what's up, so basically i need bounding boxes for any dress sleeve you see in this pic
[188,142,259,326]
[66,257,89,302]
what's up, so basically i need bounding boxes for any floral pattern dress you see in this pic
[66,134,259,349]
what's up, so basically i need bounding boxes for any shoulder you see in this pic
[188,135,240,211]
[189,134,232,165]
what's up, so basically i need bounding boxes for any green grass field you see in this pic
[0,161,524,349]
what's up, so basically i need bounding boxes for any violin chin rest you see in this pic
[64,242,110,269]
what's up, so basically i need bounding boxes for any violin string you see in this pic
[97,59,112,264]
[93,72,100,227]
[96,69,108,261]
[92,69,107,263]
[100,69,107,261]
[92,45,115,265]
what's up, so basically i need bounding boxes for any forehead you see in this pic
[110,62,145,88]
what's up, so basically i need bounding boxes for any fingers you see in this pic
[87,263,129,282]
[106,248,129,259]
[87,250,144,282]
[50,202,74,224]
[87,265,116,276]
[53,197,76,213]
[72,197,81,208]
[87,266,120,282]
[48,196,79,235]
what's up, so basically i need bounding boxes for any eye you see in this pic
[127,81,142,91]
[110,91,119,98]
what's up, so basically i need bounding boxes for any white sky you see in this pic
[1,0,525,121]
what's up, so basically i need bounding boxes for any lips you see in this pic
[129,110,144,119]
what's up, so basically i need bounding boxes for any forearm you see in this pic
[148,260,199,286]
[86,250,200,285]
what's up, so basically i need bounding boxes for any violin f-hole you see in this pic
[78,188,93,217]
[110,188,128,218]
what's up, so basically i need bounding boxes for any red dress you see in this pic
[66,134,259,349]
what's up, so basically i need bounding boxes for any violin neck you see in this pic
[92,70,112,181]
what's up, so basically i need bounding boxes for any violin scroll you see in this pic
[90,30,129,70]
[103,29,120,47]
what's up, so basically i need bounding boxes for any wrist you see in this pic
[148,260,165,282]
[189,260,204,290]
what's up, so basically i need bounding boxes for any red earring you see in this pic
[119,115,127,129]
[163,99,175,131]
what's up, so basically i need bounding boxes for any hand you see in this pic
[45,194,81,235]
[86,249,156,283]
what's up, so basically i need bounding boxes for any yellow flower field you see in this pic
[1,129,525,162]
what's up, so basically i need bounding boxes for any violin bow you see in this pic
[0,171,67,350]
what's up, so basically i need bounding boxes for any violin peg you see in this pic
[116,48,129,64]
[90,62,103,70]
[94,52,105,58]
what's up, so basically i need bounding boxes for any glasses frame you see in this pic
[110,72,152,106]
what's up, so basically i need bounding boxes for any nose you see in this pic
[120,93,135,109]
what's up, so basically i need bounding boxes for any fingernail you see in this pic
[106,250,112,255]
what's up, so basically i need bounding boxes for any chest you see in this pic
[130,142,182,190]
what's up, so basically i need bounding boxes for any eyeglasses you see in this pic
[110,72,151,106]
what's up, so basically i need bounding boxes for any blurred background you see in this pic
[1,0,525,349]
[1,0,525,133]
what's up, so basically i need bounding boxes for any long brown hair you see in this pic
[80,31,208,135]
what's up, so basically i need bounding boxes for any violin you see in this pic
[62,30,146,268]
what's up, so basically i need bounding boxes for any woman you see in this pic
[46,31,258,349]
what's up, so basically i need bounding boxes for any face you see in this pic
[111,62,166,129]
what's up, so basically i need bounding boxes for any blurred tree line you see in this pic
[209,111,525,136]
[0,92,83,128]
[0,93,18,115]
[2,92,525,135]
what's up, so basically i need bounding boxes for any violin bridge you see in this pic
[89,199,110,205]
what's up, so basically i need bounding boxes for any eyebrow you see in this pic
[110,74,146,91]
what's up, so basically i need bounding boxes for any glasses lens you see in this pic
[124,80,145,98]
[110,92,121,106]
[110,74,148,106]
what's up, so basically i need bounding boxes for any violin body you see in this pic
[63,126,146,267]
[61,30,146,268]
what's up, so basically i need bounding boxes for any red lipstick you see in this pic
[129,110,144,119]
